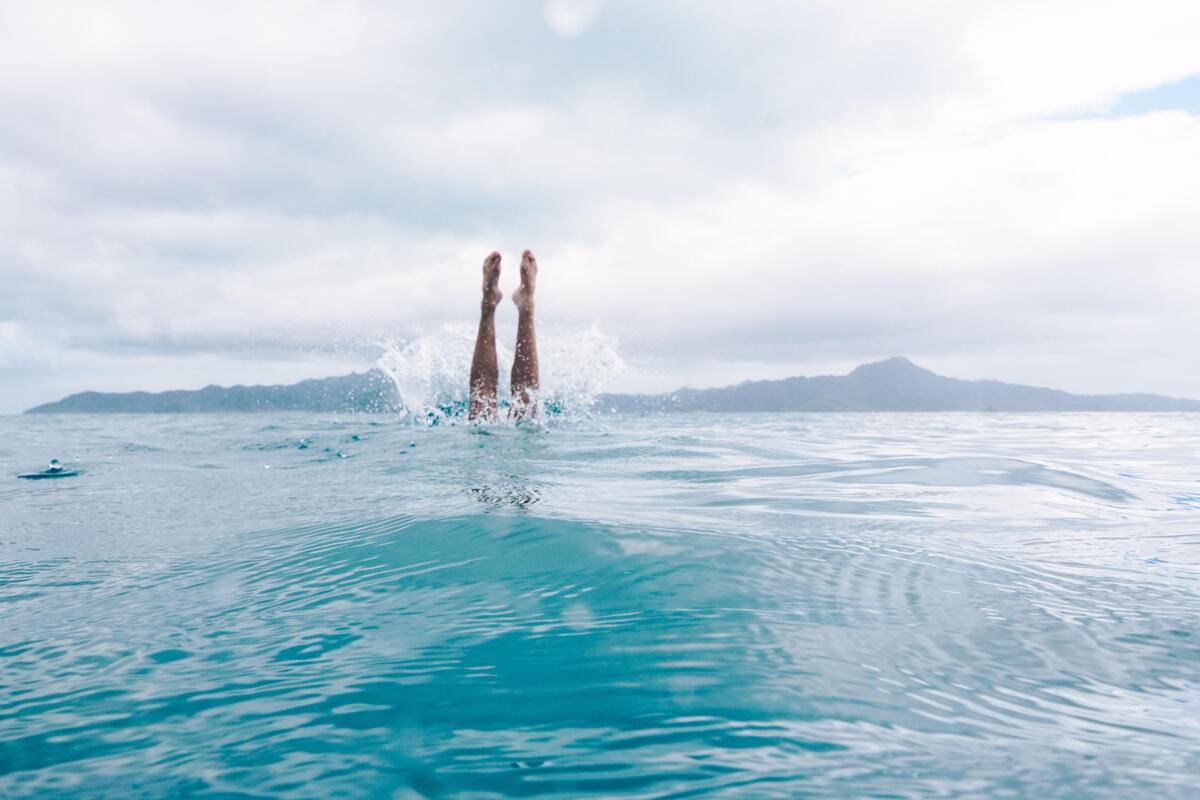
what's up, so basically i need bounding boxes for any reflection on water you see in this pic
[2,412,1199,797]
[465,483,541,507]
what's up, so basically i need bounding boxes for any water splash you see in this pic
[376,324,625,423]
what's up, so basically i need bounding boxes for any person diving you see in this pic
[468,249,540,421]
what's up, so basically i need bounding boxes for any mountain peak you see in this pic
[849,356,931,378]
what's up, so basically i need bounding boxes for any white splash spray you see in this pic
[376,324,625,423]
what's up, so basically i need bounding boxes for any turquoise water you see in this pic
[2,412,1198,798]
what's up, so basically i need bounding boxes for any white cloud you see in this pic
[544,0,603,38]
[2,1,1200,412]
[962,0,1200,119]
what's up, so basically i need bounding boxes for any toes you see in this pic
[520,250,537,282]
[482,252,502,289]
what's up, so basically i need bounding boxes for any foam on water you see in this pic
[376,324,625,423]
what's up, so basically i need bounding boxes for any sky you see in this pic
[2,0,1200,413]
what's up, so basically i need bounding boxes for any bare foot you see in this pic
[481,251,502,310]
[512,249,537,312]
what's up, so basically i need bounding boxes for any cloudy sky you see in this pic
[2,0,1199,413]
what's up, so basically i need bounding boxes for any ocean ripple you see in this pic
[2,412,1199,797]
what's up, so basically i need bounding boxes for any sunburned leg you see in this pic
[469,251,503,421]
[509,249,540,418]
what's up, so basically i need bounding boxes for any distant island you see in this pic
[599,357,1200,412]
[25,371,402,414]
[24,357,1200,414]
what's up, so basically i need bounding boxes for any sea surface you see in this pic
[2,412,1198,798]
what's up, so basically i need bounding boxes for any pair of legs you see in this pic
[469,249,539,421]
